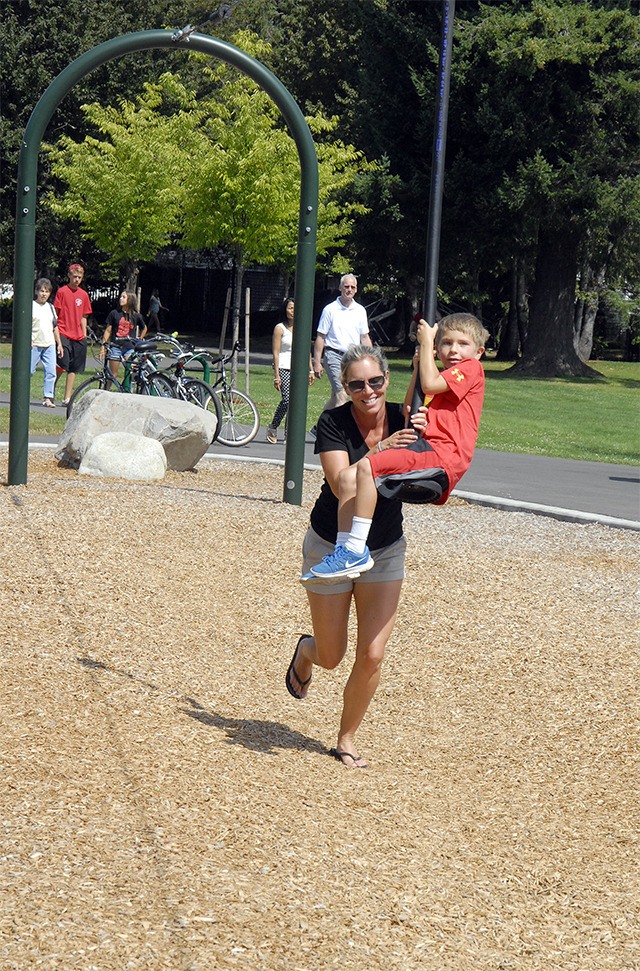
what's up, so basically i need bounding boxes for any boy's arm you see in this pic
[403,349,418,420]
[417,320,448,395]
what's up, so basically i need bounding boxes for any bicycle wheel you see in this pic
[217,387,260,447]
[181,378,223,443]
[142,372,177,399]
[66,374,117,418]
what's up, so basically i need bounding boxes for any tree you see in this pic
[46,75,203,289]
[181,32,373,367]
[447,1,640,376]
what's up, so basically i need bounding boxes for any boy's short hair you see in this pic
[436,312,489,349]
[35,278,52,292]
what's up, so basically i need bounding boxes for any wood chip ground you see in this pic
[1,451,638,970]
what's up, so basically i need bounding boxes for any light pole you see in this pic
[413,0,456,412]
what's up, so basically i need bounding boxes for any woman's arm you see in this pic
[100,323,112,359]
[320,449,351,498]
[272,324,283,388]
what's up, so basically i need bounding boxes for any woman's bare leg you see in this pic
[287,589,353,697]
[336,579,403,766]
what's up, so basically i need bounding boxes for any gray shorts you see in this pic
[302,527,406,595]
[321,347,344,395]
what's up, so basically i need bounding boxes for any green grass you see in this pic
[1,357,638,464]
[246,357,640,466]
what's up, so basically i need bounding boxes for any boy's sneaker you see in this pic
[310,545,374,581]
[43,398,55,409]
[266,426,277,444]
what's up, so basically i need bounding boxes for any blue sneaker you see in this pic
[310,545,374,581]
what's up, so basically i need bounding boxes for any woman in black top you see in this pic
[101,291,147,379]
[285,344,426,768]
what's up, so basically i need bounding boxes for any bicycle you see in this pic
[145,336,223,436]
[66,340,175,417]
[155,334,260,447]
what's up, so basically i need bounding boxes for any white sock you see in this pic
[344,517,372,555]
[336,531,350,549]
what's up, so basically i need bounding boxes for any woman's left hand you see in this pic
[379,427,419,451]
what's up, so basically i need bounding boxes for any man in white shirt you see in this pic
[313,273,372,411]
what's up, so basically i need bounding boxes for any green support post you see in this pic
[9,29,318,505]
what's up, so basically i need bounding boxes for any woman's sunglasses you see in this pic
[345,375,386,393]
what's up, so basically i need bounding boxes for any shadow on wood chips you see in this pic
[1,452,638,970]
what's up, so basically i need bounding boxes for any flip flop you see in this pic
[329,748,368,769]
[285,634,312,700]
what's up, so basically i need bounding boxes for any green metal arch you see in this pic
[9,29,318,503]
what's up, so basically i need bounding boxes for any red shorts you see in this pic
[368,439,444,477]
[368,439,449,504]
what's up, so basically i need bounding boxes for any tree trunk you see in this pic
[123,261,138,293]
[496,259,522,360]
[574,262,607,362]
[516,263,528,351]
[511,227,599,377]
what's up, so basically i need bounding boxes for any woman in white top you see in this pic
[31,278,63,407]
[266,298,314,444]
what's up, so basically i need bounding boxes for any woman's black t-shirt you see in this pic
[105,309,145,341]
[309,401,406,550]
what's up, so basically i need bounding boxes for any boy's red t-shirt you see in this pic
[423,357,485,499]
[53,285,92,341]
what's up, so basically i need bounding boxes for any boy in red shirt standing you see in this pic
[53,263,92,405]
[306,312,488,580]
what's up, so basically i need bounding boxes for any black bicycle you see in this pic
[66,340,175,417]
[155,334,260,446]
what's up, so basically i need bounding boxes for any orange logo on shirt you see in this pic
[450,368,465,382]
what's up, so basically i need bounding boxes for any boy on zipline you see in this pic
[304,312,488,582]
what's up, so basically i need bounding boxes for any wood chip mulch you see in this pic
[1,451,638,970]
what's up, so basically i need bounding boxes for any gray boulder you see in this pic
[56,390,217,471]
[79,431,167,480]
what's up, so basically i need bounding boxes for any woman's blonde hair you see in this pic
[340,343,389,383]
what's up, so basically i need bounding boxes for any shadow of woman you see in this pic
[181,696,327,757]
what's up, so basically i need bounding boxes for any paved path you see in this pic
[1,390,638,531]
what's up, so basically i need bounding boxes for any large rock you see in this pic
[56,390,217,471]
[79,431,167,480]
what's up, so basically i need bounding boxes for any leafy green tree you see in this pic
[181,31,373,364]
[46,75,203,289]
[45,29,373,366]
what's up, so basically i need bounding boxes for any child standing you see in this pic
[31,278,63,408]
[306,312,488,580]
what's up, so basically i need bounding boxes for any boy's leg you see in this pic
[354,456,378,521]
[307,458,375,580]
[336,464,358,534]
